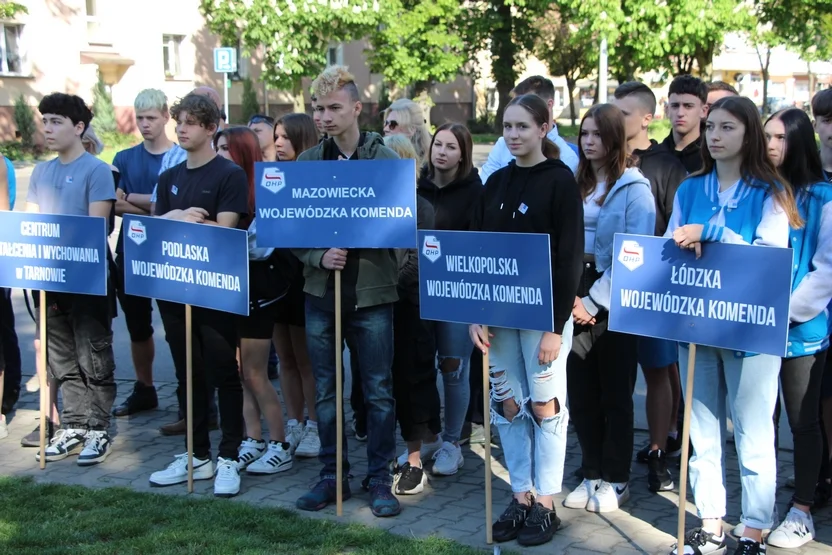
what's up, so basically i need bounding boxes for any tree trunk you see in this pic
[491,0,517,130]
[756,45,772,116]
[291,79,305,113]
[566,76,577,127]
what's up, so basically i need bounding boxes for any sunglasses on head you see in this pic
[384,119,399,130]
[249,114,275,126]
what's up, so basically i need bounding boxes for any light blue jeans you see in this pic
[435,321,472,444]
[488,320,572,496]
[680,345,779,530]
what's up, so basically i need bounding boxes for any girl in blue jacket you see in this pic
[667,96,802,555]
[763,108,832,549]
[563,103,656,514]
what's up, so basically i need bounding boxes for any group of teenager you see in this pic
[3,63,832,554]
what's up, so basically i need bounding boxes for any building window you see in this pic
[0,24,24,75]
[162,35,184,78]
[327,44,343,67]
[85,0,111,45]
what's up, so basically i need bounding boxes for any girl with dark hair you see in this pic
[469,94,584,546]
[215,126,295,476]
[395,123,483,478]
[563,104,655,513]
[762,108,832,549]
[667,96,802,555]
[264,113,322,460]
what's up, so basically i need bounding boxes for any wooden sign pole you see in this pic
[482,325,493,545]
[335,270,344,516]
[186,304,194,493]
[676,344,697,551]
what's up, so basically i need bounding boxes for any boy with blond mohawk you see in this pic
[292,65,403,518]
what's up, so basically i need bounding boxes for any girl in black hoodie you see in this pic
[395,124,483,477]
[469,94,584,547]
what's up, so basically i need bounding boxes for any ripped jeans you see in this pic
[436,321,472,444]
[488,320,572,496]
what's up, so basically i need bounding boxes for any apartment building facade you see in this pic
[0,0,474,141]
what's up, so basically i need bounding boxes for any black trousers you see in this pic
[158,301,242,460]
[1,288,21,405]
[392,300,441,442]
[566,262,638,483]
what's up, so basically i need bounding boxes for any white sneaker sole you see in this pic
[295,446,319,458]
[394,472,427,495]
[36,444,84,462]
[214,483,241,498]
[77,449,110,466]
[586,492,629,513]
[563,495,590,509]
[247,460,293,475]
[432,458,463,476]
[149,465,214,487]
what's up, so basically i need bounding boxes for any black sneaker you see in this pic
[636,444,651,464]
[670,527,726,554]
[517,502,561,546]
[2,385,20,414]
[113,381,158,417]
[393,463,427,495]
[665,433,683,458]
[814,480,831,510]
[352,417,367,442]
[21,419,55,448]
[492,497,531,543]
[647,449,674,492]
[733,538,765,554]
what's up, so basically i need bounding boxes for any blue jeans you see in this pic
[489,321,572,496]
[681,345,779,530]
[305,300,396,482]
[436,321,472,443]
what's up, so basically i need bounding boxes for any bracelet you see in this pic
[125,193,130,203]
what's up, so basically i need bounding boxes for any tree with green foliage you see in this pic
[0,1,26,18]
[240,77,260,123]
[366,0,465,97]
[13,94,35,149]
[92,71,116,134]
[200,0,388,111]
[460,0,551,129]
[534,5,597,126]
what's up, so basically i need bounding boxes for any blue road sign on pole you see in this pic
[213,47,237,73]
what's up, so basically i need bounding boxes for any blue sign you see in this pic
[608,233,792,356]
[123,215,249,315]
[0,211,107,295]
[213,47,237,73]
[418,230,554,332]
[254,159,418,248]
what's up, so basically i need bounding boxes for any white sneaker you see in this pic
[295,425,320,458]
[563,478,600,509]
[214,457,241,497]
[35,428,87,462]
[766,507,814,548]
[586,481,629,513]
[287,422,305,455]
[149,453,214,486]
[247,441,293,475]
[396,436,442,468]
[77,430,111,466]
[431,442,464,476]
[0,415,8,440]
[236,437,266,470]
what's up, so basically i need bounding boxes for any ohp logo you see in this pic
[127,220,147,246]
[260,168,286,194]
[422,235,441,263]
[618,240,644,271]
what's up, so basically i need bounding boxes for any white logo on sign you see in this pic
[260,168,286,194]
[618,240,644,271]
[422,235,441,263]
[127,220,147,246]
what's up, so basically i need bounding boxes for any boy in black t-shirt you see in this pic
[661,75,708,173]
[147,94,249,498]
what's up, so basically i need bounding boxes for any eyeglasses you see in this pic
[248,114,275,126]
[384,119,399,130]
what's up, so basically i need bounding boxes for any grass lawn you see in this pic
[0,477,491,555]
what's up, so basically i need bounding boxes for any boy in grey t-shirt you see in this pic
[26,93,116,467]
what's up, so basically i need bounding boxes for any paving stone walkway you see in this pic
[3,380,831,555]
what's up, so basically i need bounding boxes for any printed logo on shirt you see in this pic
[518,203,528,214]
[65,176,73,184]
[618,240,644,271]
[260,168,286,194]
[171,185,179,195]
[126,220,147,246]
[422,235,442,263]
